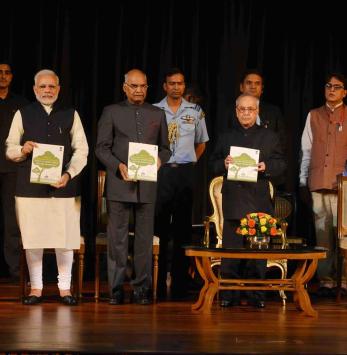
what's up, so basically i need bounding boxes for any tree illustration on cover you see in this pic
[230,153,257,178]
[32,151,60,182]
[129,149,155,180]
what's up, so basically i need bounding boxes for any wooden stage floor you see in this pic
[1,280,347,354]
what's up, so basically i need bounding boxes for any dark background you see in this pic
[2,0,346,275]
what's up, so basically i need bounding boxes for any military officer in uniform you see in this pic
[154,68,209,299]
[96,69,171,305]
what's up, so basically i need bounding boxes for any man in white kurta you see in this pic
[6,69,88,305]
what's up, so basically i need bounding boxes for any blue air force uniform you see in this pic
[153,98,209,297]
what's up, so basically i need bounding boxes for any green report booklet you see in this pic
[227,146,259,182]
[127,142,158,182]
[30,143,64,184]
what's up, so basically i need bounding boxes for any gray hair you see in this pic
[34,69,59,85]
[235,93,259,107]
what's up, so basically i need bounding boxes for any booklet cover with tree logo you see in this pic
[127,142,158,182]
[227,146,259,182]
[30,143,64,184]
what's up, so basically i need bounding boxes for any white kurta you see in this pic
[15,197,81,249]
[6,105,89,249]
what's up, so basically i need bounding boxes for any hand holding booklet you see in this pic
[227,146,259,182]
[30,143,64,185]
[127,142,158,182]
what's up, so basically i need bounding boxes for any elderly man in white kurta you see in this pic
[6,69,88,305]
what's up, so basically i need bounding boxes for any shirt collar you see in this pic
[326,101,343,112]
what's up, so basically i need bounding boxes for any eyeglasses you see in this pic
[325,83,344,90]
[125,83,149,91]
[236,106,258,113]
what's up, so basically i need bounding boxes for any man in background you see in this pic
[0,61,28,280]
[154,68,209,299]
[299,72,347,296]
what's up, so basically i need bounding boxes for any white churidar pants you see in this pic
[25,248,74,290]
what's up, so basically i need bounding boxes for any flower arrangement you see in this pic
[236,212,280,239]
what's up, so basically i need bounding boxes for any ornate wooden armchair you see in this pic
[336,174,347,300]
[203,176,288,305]
[94,170,159,302]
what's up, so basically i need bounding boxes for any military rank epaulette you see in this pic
[193,104,201,111]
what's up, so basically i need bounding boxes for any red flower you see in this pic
[249,228,256,235]
[248,219,256,227]
[270,227,277,236]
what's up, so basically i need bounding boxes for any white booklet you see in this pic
[30,143,64,184]
[127,142,158,182]
[227,146,259,182]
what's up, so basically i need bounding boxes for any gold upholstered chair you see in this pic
[203,176,288,305]
[94,170,159,302]
[336,174,347,300]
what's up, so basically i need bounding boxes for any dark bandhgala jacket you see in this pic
[209,123,286,220]
[95,100,171,203]
[16,102,80,198]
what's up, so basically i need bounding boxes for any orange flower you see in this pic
[237,212,280,239]
[270,227,277,236]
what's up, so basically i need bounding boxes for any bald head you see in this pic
[123,69,148,105]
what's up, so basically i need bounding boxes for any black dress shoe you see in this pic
[316,286,334,297]
[109,296,124,305]
[60,295,78,306]
[220,299,239,307]
[109,289,124,305]
[22,295,42,305]
[252,300,265,308]
[133,288,152,305]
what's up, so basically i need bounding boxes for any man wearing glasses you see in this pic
[96,69,170,305]
[209,93,286,308]
[238,69,286,189]
[6,69,89,305]
[300,73,347,296]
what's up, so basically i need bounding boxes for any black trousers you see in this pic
[221,219,266,301]
[106,200,154,296]
[155,164,194,293]
[0,172,20,278]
